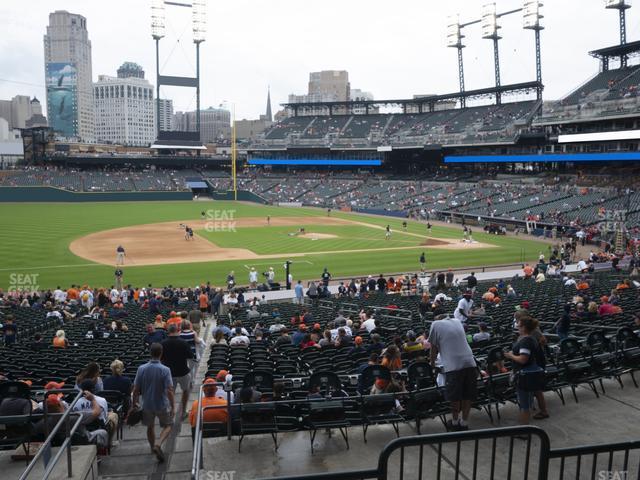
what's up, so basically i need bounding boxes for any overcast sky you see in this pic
[0,0,638,120]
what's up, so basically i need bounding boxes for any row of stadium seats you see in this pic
[0,167,196,192]
[260,101,538,147]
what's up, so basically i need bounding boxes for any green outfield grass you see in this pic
[0,201,549,290]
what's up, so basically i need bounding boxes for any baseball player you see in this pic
[116,245,126,265]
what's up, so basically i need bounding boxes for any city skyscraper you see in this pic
[265,87,273,122]
[94,63,155,146]
[158,99,174,131]
[43,10,94,142]
[0,95,47,130]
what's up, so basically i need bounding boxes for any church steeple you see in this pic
[265,86,273,122]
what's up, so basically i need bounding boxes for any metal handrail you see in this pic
[191,383,205,480]
[19,390,84,480]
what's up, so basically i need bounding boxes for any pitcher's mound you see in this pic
[299,233,337,240]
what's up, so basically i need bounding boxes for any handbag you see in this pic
[126,408,143,426]
[517,364,546,392]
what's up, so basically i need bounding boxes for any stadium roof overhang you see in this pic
[589,40,640,61]
[282,81,543,114]
[150,144,207,150]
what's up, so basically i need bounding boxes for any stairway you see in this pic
[99,328,212,480]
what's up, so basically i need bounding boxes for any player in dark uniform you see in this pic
[402,220,408,231]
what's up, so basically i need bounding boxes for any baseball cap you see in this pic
[216,370,229,382]
[464,290,473,295]
[478,322,487,329]
[44,381,65,391]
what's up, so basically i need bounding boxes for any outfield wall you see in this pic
[0,187,193,202]
[0,187,269,203]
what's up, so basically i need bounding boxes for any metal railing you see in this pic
[18,389,85,480]
[192,411,640,480]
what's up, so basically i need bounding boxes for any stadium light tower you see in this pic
[481,3,503,104]
[151,0,166,137]
[192,0,207,134]
[605,0,632,67]
[523,0,544,100]
[151,0,207,147]
[447,15,468,107]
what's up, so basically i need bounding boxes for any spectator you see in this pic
[74,378,119,446]
[189,378,227,433]
[76,362,104,392]
[53,329,69,348]
[505,316,546,426]
[554,304,572,341]
[291,324,307,347]
[472,323,491,343]
[161,324,193,419]
[334,327,353,348]
[429,314,477,431]
[103,359,133,412]
[131,343,174,463]
[30,333,46,350]
[144,324,167,347]
[366,333,385,355]
[229,327,250,347]
[300,333,320,350]
[454,291,474,323]
[402,331,424,353]
[1,315,17,346]
[212,329,227,346]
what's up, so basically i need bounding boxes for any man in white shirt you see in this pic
[229,327,249,346]
[53,287,66,304]
[429,314,477,431]
[249,268,258,289]
[361,315,377,333]
[110,288,120,304]
[453,291,474,323]
[74,380,118,445]
[576,259,587,272]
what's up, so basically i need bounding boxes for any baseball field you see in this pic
[1,201,549,290]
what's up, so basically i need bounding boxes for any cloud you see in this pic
[0,0,633,120]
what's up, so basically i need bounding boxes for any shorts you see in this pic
[173,374,192,392]
[517,388,534,411]
[142,409,173,428]
[445,367,478,402]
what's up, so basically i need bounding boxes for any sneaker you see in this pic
[445,419,459,431]
[153,445,165,463]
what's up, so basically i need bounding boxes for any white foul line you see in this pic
[0,263,101,272]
